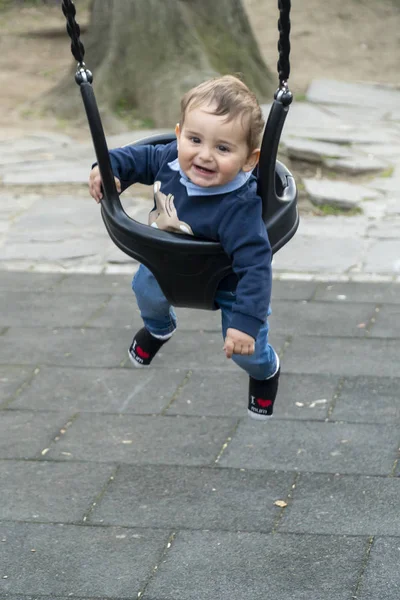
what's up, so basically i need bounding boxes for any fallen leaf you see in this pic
[274,500,288,508]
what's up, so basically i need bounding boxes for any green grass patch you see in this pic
[114,98,154,129]
[379,166,395,178]
[316,203,362,216]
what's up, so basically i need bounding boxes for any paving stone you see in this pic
[268,300,376,337]
[0,410,71,459]
[166,370,247,417]
[311,104,378,125]
[103,242,136,264]
[9,194,100,227]
[0,460,115,522]
[332,376,400,424]
[218,420,398,475]
[0,522,169,598]
[0,195,23,218]
[363,239,400,274]
[283,138,353,163]
[354,143,400,159]
[303,179,379,209]
[0,597,96,600]
[2,162,90,185]
[369,304,400,338]
[274,373,339,420]
[271,280,317,301]
[168,371,338,421]
[55,272,133,294]
[0,133,73,156]
[284,127,396,146]
[0,291,110,327]
[85,295,222,332]
[282,102,344,131]
[358,538,400,600]
[0,238,112,262]
[282,336,400,377]
[90,464,293,532]
[297,215,369,238]
[385,197,400,216]
[324,155,388,175]
[0,327,128,367]
[0,271,63,291]
[83,293,142,329]
[314,281,400,304]
[144,530,365,600]
[11,366,185,414]
[47,413,236,466]
[173,307,222,331]
[307,79,400,110]
[367,175,400,193]
[279,473,400,536]
[0,366,33,405]
[361,197,389,220]
[273,235,364,273]
[367,220,400,239]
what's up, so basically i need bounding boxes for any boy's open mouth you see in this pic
[193,164,215,175]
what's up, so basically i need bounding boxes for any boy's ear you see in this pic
[242,148,260,172]
[175,123,180,147]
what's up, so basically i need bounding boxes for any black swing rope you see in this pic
[61,0,292,95]
[62,0,83,63]
[277,0,291,90]
[60,0,298,311]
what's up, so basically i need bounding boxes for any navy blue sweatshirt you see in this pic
[109,141,272,339]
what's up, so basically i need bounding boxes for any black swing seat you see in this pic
[80,82,298,310]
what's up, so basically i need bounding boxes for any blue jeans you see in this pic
[132,264,277,380]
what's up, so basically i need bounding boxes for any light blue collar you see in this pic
[168,158,252,196]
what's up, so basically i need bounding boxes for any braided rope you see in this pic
[277,0,291,87]
[62,0,85,65]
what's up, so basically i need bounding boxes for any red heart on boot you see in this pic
[136,346,150,359]
[257,398,273,408]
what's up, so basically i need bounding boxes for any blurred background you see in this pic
[0,0,399,138]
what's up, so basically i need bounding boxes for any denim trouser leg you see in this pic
[215,290,277,380]
[132,264,177,337]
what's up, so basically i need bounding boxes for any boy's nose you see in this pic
[198,146,213,162]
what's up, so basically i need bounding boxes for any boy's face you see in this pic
[175,102,260,188]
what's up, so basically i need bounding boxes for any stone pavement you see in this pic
[0,79,399,279]
[1,272,400,599]
[0,78,400,599]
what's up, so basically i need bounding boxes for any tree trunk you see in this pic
[48,0,276,130]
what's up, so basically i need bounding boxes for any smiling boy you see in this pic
[89,75,280,420]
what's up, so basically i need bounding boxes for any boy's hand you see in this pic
[89,165,121,203]
[224,328,255,359]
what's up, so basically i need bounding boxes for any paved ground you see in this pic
[1,79,400,599]
[1,273,400,599]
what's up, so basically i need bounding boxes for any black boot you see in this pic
[248,368,280,420]
[128,327,170,368]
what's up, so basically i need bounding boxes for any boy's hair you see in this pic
[180,75,265,152]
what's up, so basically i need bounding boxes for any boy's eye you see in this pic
[217,145,229,152]
[190,137,201,144]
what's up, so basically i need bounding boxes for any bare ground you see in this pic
[0,1,399,139]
